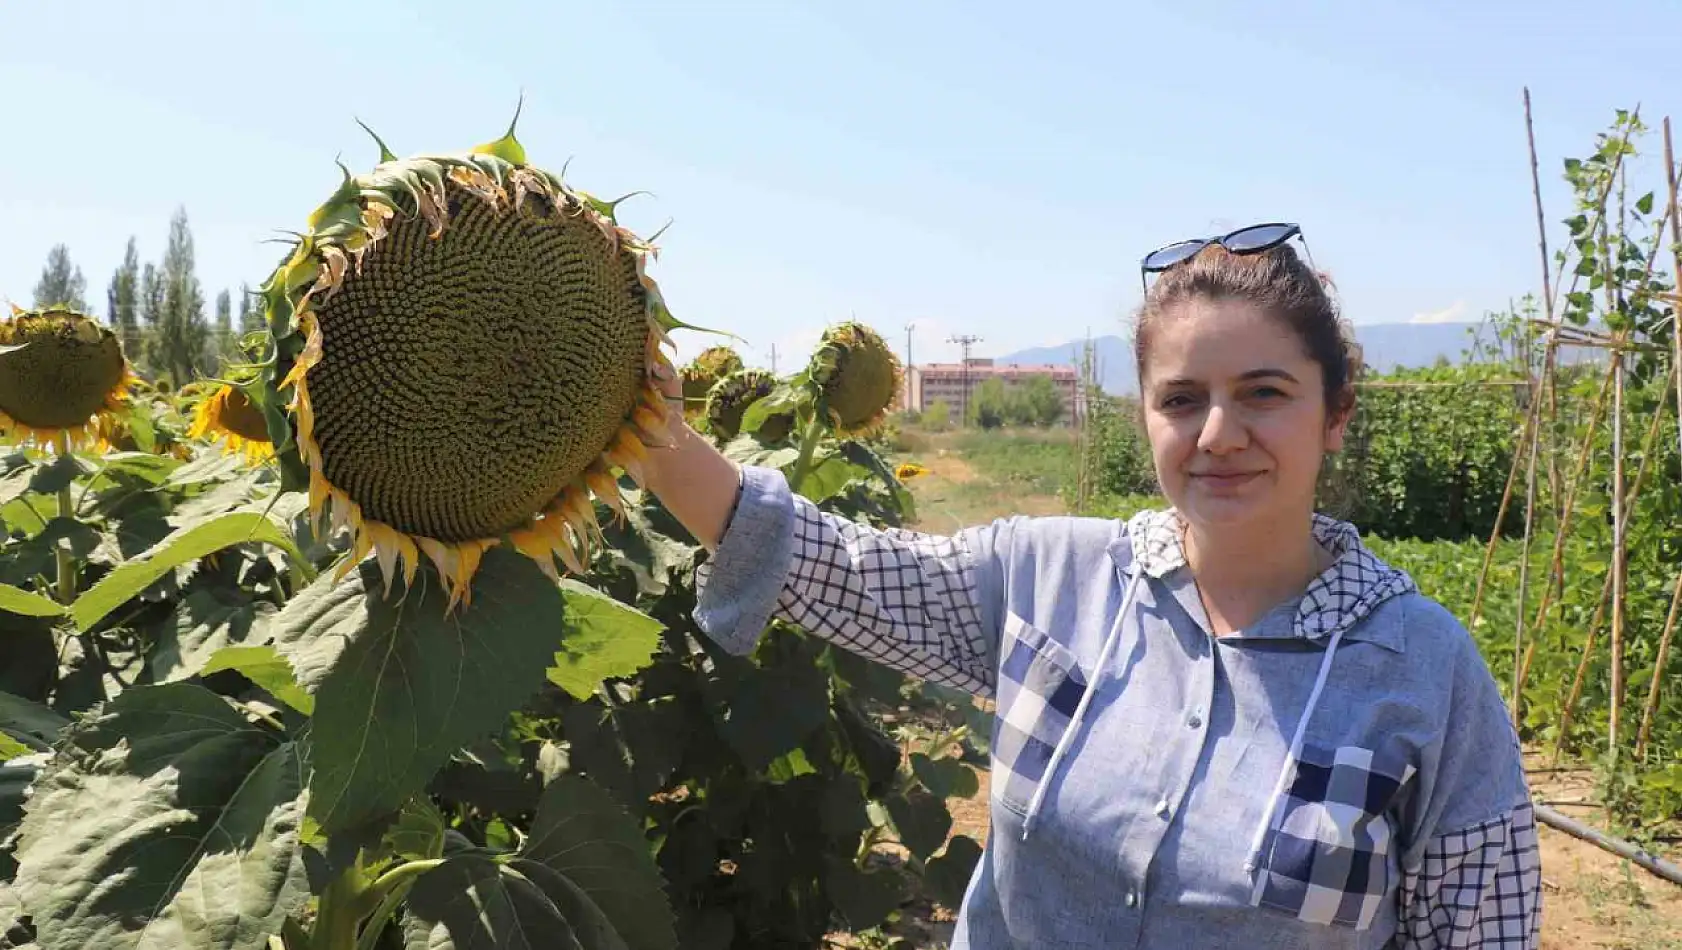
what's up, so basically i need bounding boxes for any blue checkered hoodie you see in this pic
[694,465,1541,949]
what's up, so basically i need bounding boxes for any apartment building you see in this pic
[897,357,1083,424]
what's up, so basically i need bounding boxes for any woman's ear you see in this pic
[1323,390,1355,453]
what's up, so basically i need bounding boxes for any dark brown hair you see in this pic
[1133,243,1362,419]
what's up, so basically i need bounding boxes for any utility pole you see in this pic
[769,342,778,374]
[904,322,915,412]
[948,334,982,426]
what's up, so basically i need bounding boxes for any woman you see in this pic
[640,224,1541,949]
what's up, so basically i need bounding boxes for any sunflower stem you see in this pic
[310,861,368,950]
[787,411,826,495]
[53,433,77,604]
[353,859,444,950]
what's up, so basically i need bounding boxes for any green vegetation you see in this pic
[0,118,984,950]
[968,374,1065,429]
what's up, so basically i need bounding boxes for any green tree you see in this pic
[106,237,144,362]
[923,398,951,431]
[213,288,234,361]
[972,377,1008,429]
[144,208,210,387]
[237,282,262,334]
[32,243,88,311]
[1016,375,1064,427]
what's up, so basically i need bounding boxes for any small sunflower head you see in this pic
[0,306,134,449]
[894,462,927,480]
[188,382,275,462]
[809,321,901,436]
[681,346,744,416]
[705,368,792,442]
[261,112,678,611]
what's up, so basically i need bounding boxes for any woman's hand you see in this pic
[638,355,741,552]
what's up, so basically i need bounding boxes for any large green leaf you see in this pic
[0,690,70,754]
[508,858,629,950]
[149,588,276,684]
[274,549,566,833]
[199,644,313,715]
[11,682,310,950]
[0,583,65,618]
[822,857,907,930]
[520,776,677,950]
[911,752,980,800]
[796,456,868,504]
[401,853,582,950]
[70,511,304,632]
[546,580,663,700]
[924,835,984,906]
[885,788,952,862]
[716,663,830,772]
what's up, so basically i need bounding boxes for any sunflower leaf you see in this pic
[199,644,312,715]
[0,583,66,618]
[70,511,304,632]
[148,587,275,684]
[546,581,664,701]
[274,548,566,834]
[519,775,677,950]
[11,682,310,950]
[28,454,88,495]
[400,852,582,950]
[0,689,70,752]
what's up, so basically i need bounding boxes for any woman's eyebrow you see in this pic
[1237,368,1299,383]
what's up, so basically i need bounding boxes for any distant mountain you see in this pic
[993,321,1524,395]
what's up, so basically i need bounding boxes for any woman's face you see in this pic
[1140,298,1349,534]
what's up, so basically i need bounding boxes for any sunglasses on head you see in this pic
[1139,222,1313,292]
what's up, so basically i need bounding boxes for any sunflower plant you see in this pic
[0,112,981,950]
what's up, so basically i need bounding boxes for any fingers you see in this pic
[648,359,687,415]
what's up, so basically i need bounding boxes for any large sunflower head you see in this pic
[704,368,792,442]
[187,382,276,462]
[0,305,134,449]
[809,321,901,436]
[260,112,678,610]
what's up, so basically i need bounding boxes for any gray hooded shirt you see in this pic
[694,465,1541,949]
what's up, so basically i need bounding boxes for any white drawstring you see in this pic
[1242,627,1346,877]
[1020,566,1147,839]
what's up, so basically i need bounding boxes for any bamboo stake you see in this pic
[1609,348,1626,756]
[1473,92,1633,639]
[1528,362,1615,631]
[1597,197,1629,758]
[1522,129,1682,703]
[1641,117,1682,764]
[1636,572,1682,761]
[1666,119,1682,500]
[1549,361,1672,762]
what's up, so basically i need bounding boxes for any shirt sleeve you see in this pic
[692,464,1006,696]
[1394,800,1542,948]
[1392,598,1542,948]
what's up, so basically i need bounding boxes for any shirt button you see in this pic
[1124,891,1138,907]
[1188,711,1203,729]
[1154,798,1171,817]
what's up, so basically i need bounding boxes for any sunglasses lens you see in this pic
[1143,241,1205,272]
[1223,223,1298,253]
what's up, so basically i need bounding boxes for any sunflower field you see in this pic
[0,115,985,950]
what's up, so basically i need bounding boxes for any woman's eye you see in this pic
[1249,386,1286,400]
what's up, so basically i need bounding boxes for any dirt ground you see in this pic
[847,432,1682,949]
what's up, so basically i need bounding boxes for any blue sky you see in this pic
[3,0,1679,370]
